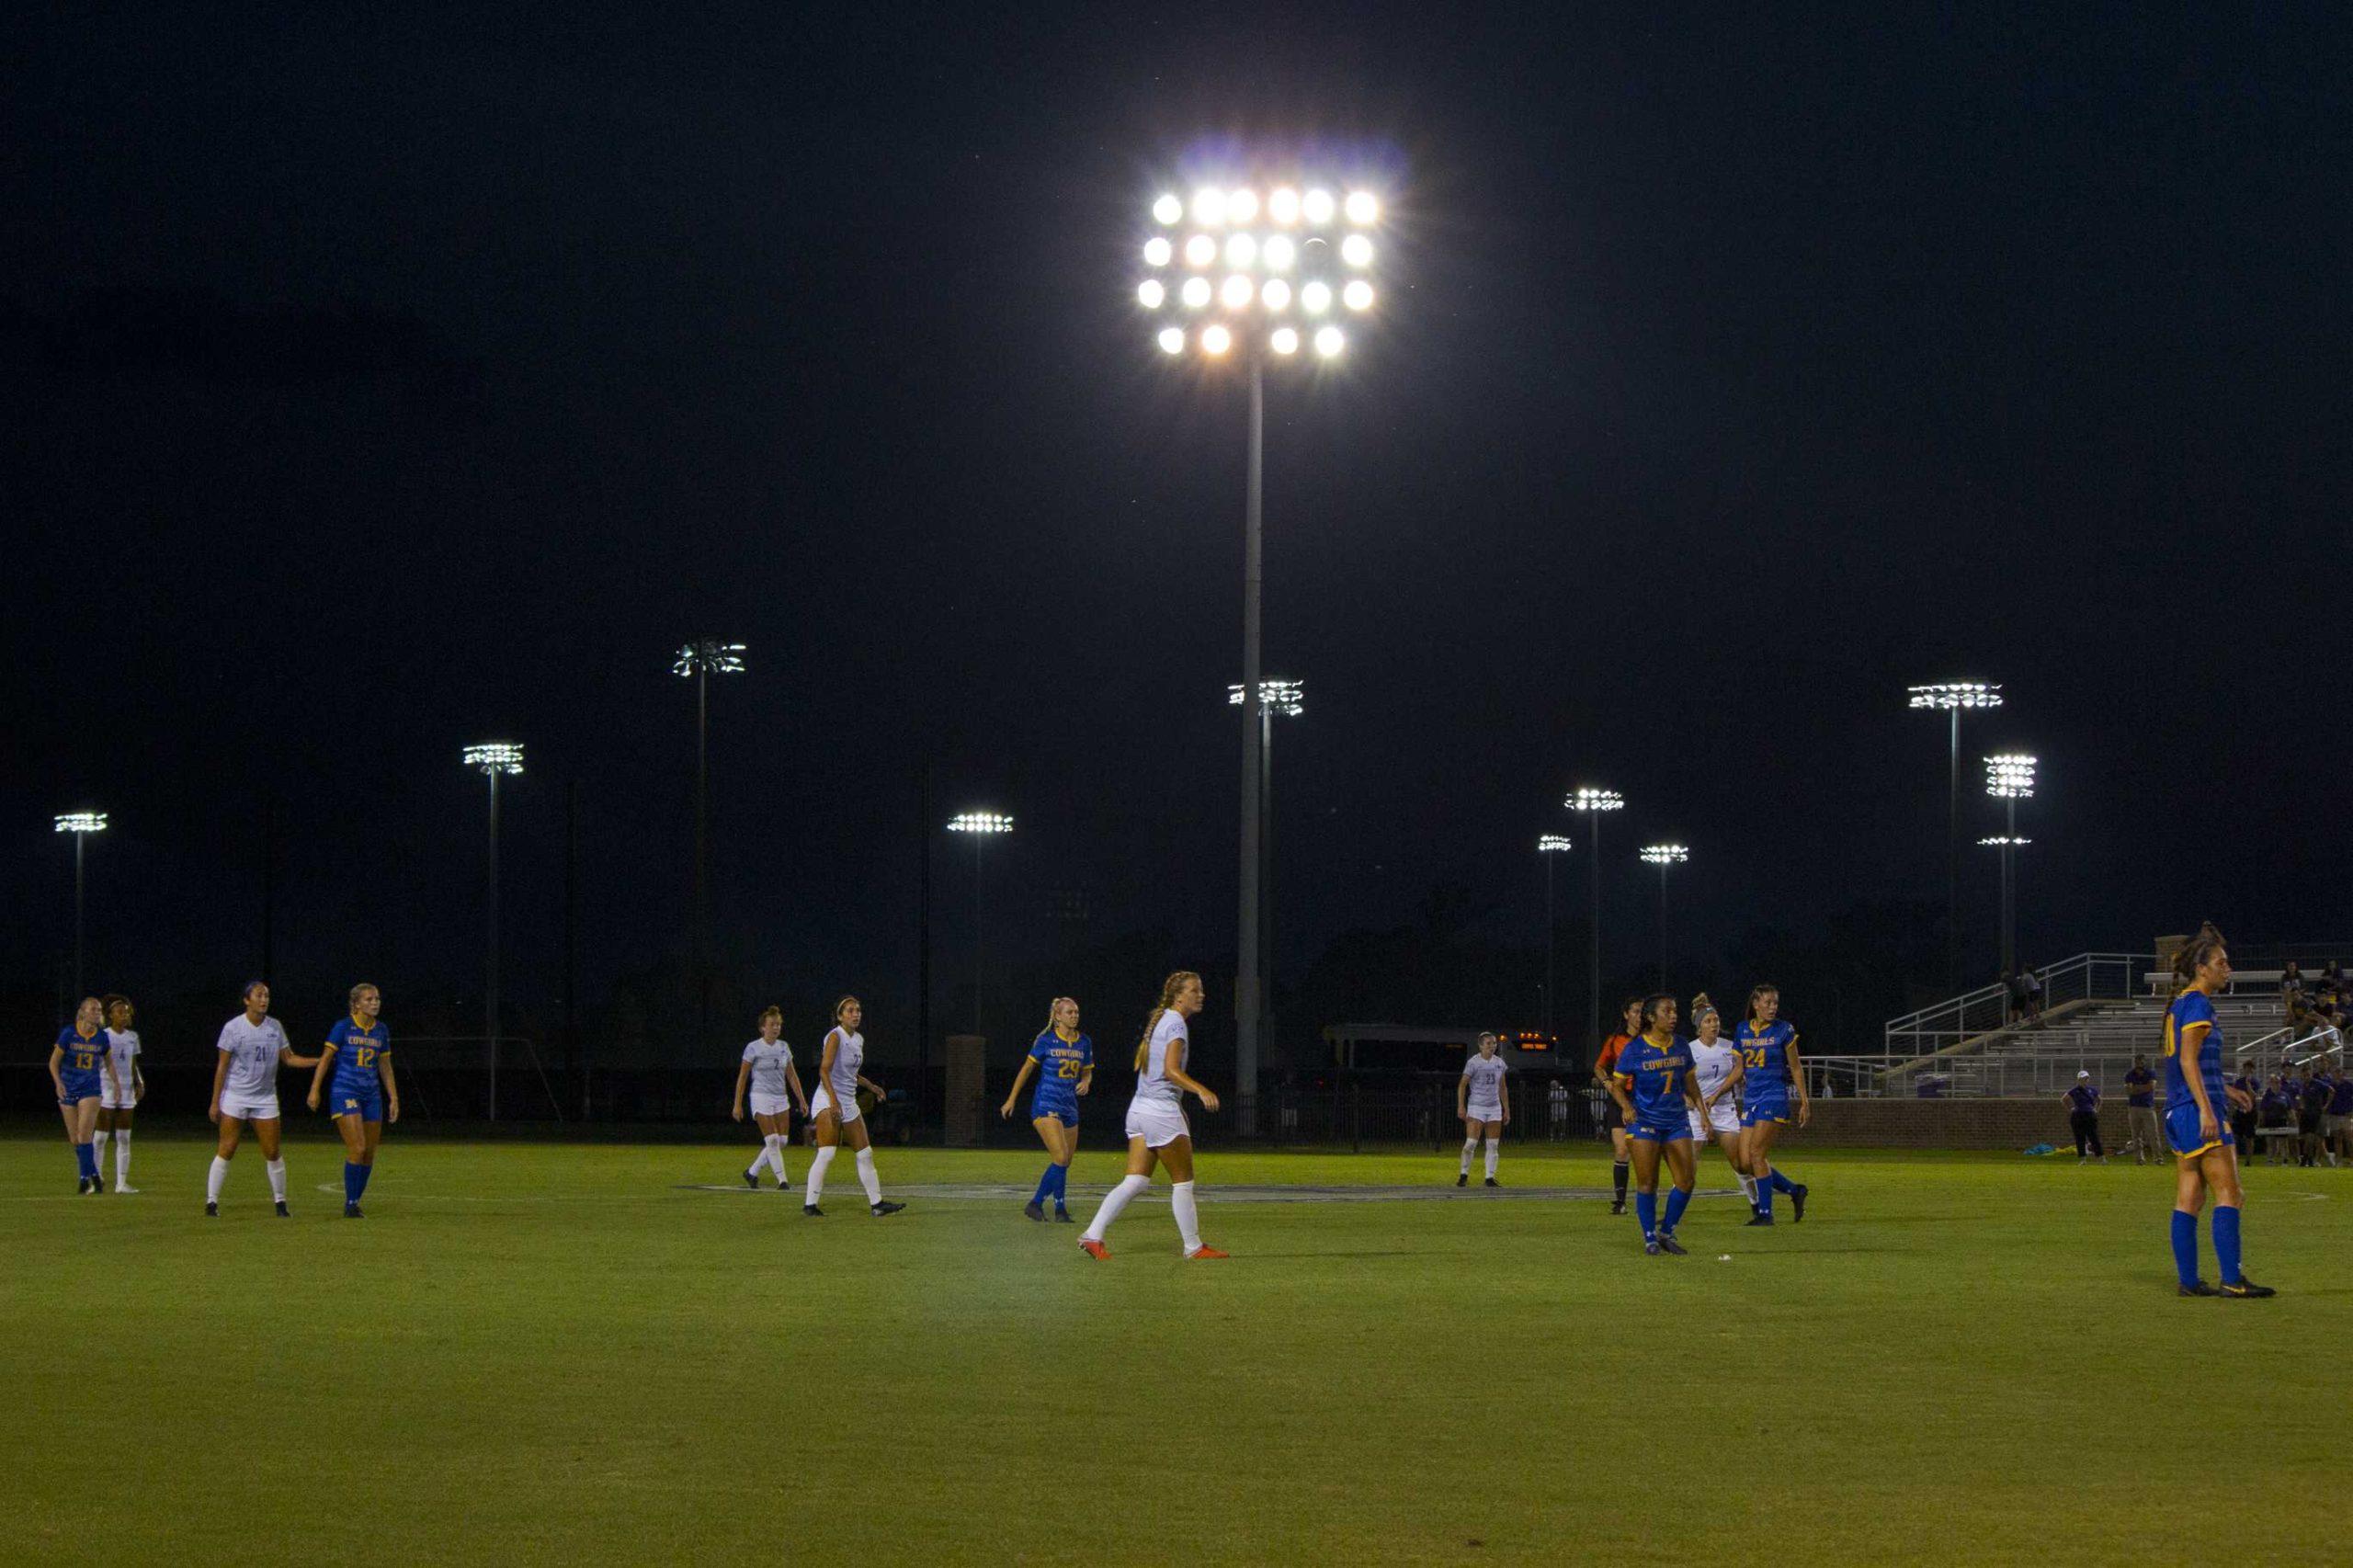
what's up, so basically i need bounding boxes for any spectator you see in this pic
[2288,988,2320,1033]
[2062,1070,2106,1164]
[2259,1074,2297,1164]
[2328,1066,2353,1166]
[2003,969,2029,1026]
[2121,1054,2162,1165]
[2228,1068,2261,1163]
[1547,1077,1570,1141]
[2281,960,2306,1003]
[2325,959,2347,988]
[2298,1065,2331,1168]
[2018,966,2044,1024]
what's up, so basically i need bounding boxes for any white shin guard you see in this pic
[854,1146,882,1205]
[1171,1179,1201,1253]
[806,1144,836,1205]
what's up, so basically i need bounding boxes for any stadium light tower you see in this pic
[947,812,1014,1035]
[1142,174,1382,1135]
[1228,678,1304,1010]
[1984,753,2037,979]
[1566,788,1625,1060]
[1909,682,2004,993]
[54,812,107,998]
[1537,835,1574,1043]
[1639,844,1689,989]
[674,640,746,1038]
[463,744,523,1119]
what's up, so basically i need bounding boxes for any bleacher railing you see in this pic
[1882,952,2142,1060]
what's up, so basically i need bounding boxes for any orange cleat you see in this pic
[1078,1238,1110,1259]
[1185,1245,1229,1260]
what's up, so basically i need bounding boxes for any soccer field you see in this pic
[4,1134,2341,1566]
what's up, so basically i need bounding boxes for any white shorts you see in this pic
[220,1092,280,1122]
[1124,1097,1190,1149]
[810,1086,860,1125]
[101,1084,140,1111]
[1690,1101,1742,1140]
[748,1091,793,1119]
[1465,1103,1505,1127]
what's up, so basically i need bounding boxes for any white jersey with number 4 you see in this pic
[105,1028,141,1085]
[1462,1053,1508,1116]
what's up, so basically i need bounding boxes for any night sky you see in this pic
[6,6,2344,1062]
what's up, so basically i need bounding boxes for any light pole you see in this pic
[1141,176,1381,1135]
[947,812,1013,1036]
[1228,677,1304,1015]
[1639,844,1689,988]
[1984,753,2037,978]
[463,743,524,1121]
[674,640,746,1039]
[1566,788,1625,1059]
[1537,835,1573,1042]
[54,812,107,999]
[1908,681,2004,994]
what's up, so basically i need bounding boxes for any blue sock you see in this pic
[76,1142,96,1179]
[1031,1165,1057,1206]
[1051,1164,1070,1209]
[2212,1205,2243,1286]
[344,1163,362,1205]
[1755,1179,1774,1219]
[1769,1169,1799,1194]
[358,1162,373,1199]
[1635,1189,1658,1240]
[1662,1185,1691,1234]
[2170,1210,2200,1289]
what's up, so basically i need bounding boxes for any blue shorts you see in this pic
[59,1072,101,1104]
[1030,1099,1079,1128]
[2165,1099,2234,1159]
[1741,1099,1792,1129]
[1629,1117,1691,1143]
[329,1085,384,1122]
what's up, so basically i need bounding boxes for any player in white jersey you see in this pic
[95,994,146,1193]
[1684,995,1757,1211]
[804,996,904,1217]
[1078,970,1226,1260]
[732,1006,809,1190]
[205,982,319,1218]
[1456,1032,1512,1187]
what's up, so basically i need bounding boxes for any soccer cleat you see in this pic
[1456,1172,1468,1187]
[114,1186,140,1195]
[1790,1185,1809,1222]
[345,1203,364,1219]
[77,1177,91,1195]
[778,1176,791,1191]
[1078,1237,1110,1259]
[2177,1280,2220,1297]
[275,1201,290,1218]
[1025,1200,1047,1221]
[744,1169,760,1189]
[1658,1235,1688,1256]
[1609,1200,1627,1216]
[1185,1245,1229,1260]
[870,1200,905,1217]
[1745,1214,1776,1227]
[1484,1176,1498,1187]
[205,1201,219,1218]
[803,1205,824,1218]
[92,1174,106,1193]
[2220,1278,2277,1299]
[1643,1239,1663,1256]
[1053,1208,1074,1222]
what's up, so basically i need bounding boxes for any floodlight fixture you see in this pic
[1137,173,1381,358]
[1978,835,2033,846]
[54,812,108,834]
[1537,835,1574,853]
[462,743,525,775]
[1566,788,1625,813]
[1908,682,2004,710]
[673,641,747,678]
[1227,678,1304,717]
[1639,844,1690,865]
[948,812,1015,835]
[1985,754,2038,799]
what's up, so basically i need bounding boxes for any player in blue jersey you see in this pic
[1605,994,1705,1255]
[2163,926,2273,1298]
[1001,995,1094,1221]
[307,983,401,1218]
[1733,984,1811,1225]
[50,995,123,1193]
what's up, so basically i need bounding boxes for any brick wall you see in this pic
[1802,1097,2086,1149]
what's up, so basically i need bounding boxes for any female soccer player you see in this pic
[1456,1031,1510,1187]
[733,1006,809,1191]
[1605,994,1704,1255]
[1001,995,1093,1221]
[1735,983,1811,1225]
[2164,926,2273,1297]
[306,983,401,1218]
[1078,971,1225,1260]
[51,995,121,1193]
[804,996,904,1218]
[207,982,319,1218]
[1593,997,1643,1214]
[1685,995,1756,1210]
[93,994,143,1193]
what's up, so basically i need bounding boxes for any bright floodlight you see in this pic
[1345,190,1381,225]
[1221,275,1254,309]
[1153,194,1183,225]
[1261,278,1292,312]
[948,812,1014,835]
[1225,233,1256,268]
[462,743,525,776]
[1978,835,2033,846]
[1639,844,1690,865]
[1538,835,1574,853]
[1268,187,1301,224]
[1301,280,1333,314]
[1158,326,1185,355]
[1138,279,1165,309]
[1262,234,1296,271]
[1180,276,1211,309]
[674,641,747,677]
[1340,233,1372,267]
[1184,233,1217,268]
[1908,681,2003,710]
[1228,187,1259,223]
[1269,326,1300,356]
[1313,325,1343,358]
[1985,754,2038,799]
[1200,324,1233,356]
[54,812,108,834]
[1143,237,1173,267]
[1567,787,1625,813]
[1192,188,1227,227]
[1343,279,1373,312]
[1302,187,1336,224]
[1228,677,1304,717]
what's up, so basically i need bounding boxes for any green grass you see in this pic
[3,1131,2344,1566]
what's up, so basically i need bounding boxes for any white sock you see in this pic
[115,1130,131,1185]
[1739,1173,1758,1207]
[806,1145,835,1205]
[1171,1179,1202,1253]
[208,1156,229,1204]
[1461,1138,1478,1175]
[93,1131,109,1171]
[854,1146,883,1205]
[768,1135,790,1182]
[1483,1138,1501,1179]
[748,1138,774,1178]
[1084,1174,1151,1242]
[267,1159,288,1202]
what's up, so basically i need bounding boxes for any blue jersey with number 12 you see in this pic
[327,1018,390,1096]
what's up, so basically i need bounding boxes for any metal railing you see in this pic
[1883,953,2143,1061]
